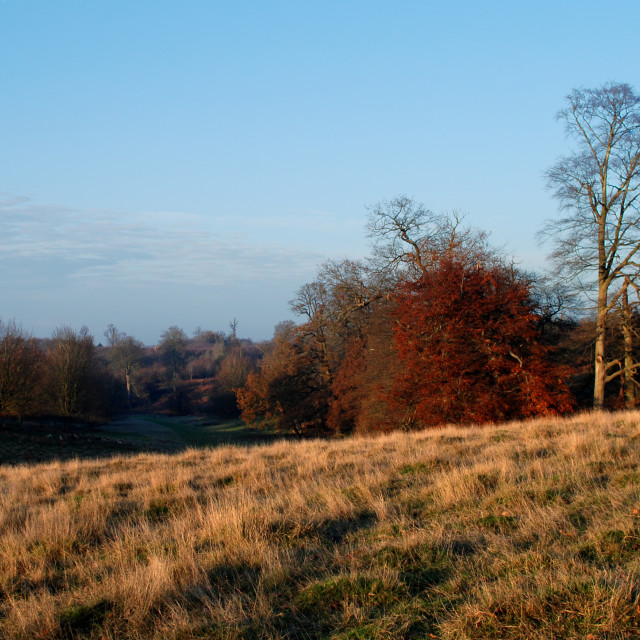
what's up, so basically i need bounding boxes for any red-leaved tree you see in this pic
[327,308,403,434]
[389,253,574,427]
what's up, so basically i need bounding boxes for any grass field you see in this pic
[0,415,285,465]
[1,411,640,638]
[140,415,287,449]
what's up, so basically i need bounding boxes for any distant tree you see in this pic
[159,326,188,392]
[104,324,144,409]
[0,320,42,422]
[236,324,328,435]
[228,318,239,341]
[273,320,296,342]
[541,82,640,409]
[193,328,225,345]
[618,278,640,407]
[46,326,105,420]
[216,346,255,393]
[390,252,574,427]
[290,280,334,385]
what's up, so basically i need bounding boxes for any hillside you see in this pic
[1,412,639,639]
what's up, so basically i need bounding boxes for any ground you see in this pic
[0,415,284,465]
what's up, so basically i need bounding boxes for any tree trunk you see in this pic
[594,281,607,410]
[125,371,132,411]
[622,283,637,408]
[623,323,636,408]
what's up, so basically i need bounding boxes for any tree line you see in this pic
[238,81,640,434]
[2,82,639,434]
[0,321,261,425]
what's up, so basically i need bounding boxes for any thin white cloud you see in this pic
[0,195,325,286]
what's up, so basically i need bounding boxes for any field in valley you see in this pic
[0,415,285,466]
[1,411,639,639]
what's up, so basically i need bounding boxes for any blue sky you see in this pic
[1,1,639,343]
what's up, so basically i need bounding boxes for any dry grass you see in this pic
[1,411,640,638]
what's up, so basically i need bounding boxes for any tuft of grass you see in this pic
[296,575,401,614]
[399,461,431,475]
[476,514,519,532]
[58,600,112,637]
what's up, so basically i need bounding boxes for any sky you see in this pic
[1,1,639,344]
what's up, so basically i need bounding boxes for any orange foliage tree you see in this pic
[236,325,329,435]
[327,308,402,435]
[388,253,574,427]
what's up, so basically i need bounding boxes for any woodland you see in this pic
[0,204,585,434]
[1,82,640,435]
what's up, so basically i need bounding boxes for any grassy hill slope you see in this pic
[1,412,639,639]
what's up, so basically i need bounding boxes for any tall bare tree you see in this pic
[228,318,239,342]
[542,83,640,409]
[104,324,144,409]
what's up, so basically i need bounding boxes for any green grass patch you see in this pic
[399,462,431,475]
[296,576,403,615]
[613,471,640,487]
[142,415,283,448]
[476,514,518,532]
[459,578,640,639]
[58,600,112,638]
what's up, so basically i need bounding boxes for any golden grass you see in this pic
[1,411,640,638]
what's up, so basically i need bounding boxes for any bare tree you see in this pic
[366,196,484,278]
[47,326,102,419]
[289,259,387,385]
[228,318,239,340]
[159,326,188,392]
[104,324,144,410]
[0,320,42,422]
[216,347,255,392]
[541,83,640,409]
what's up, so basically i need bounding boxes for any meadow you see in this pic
[1,411,639,639]
[0,415,284,466]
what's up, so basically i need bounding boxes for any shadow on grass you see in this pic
[0,415,288,466]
